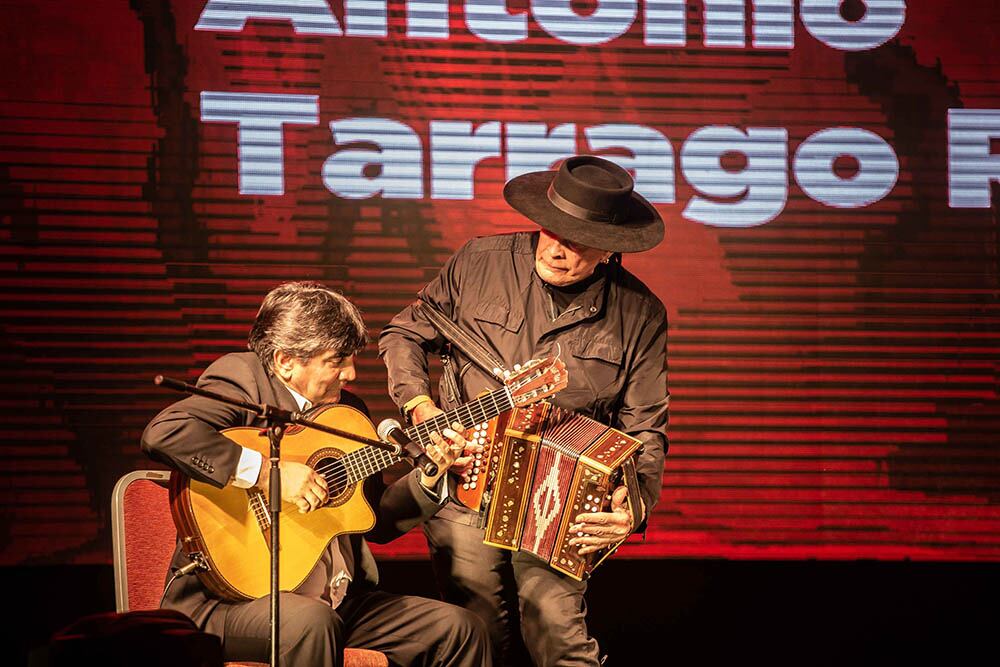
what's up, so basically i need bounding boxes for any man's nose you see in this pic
[341,363,356,382]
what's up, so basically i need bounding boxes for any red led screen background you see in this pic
[1,1,998,565]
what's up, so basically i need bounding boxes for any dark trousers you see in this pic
[424,510,601,667]
[205,589,491,667]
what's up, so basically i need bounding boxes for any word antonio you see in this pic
[195,0,907,51]
[200,93,998,227]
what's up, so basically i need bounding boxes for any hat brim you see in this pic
[503,171,664,253]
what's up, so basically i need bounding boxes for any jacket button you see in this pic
[589,306,597,313]
[208,466,215,473]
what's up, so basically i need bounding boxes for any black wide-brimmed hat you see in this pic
[503,155,664,253]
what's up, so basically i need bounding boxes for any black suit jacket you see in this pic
[141,352,443,626]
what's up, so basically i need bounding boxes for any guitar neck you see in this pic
[406,387,514,449]
[332,387,513,485]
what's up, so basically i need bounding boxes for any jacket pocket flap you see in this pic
[571,337,623,365]
[473,300,522,333]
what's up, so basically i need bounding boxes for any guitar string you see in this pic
[267,362,557,497]
[306,386,516,486]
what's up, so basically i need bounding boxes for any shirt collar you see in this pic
[283,384,312,411]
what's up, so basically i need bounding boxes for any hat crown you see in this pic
[550,156,633,223]
[502,152,664,253]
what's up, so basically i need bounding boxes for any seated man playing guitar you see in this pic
[141,281,491,667]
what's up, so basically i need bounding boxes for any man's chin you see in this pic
[310,389,342,406]
[537,263,571,285]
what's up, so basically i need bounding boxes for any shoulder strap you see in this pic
[413,300,509,382]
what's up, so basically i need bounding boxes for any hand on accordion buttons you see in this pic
[452,435,484,483]
[422,421,463,487]
[422,421,483,488]
[568,486,642,555]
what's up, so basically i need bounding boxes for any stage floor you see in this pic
[12,558,997,666]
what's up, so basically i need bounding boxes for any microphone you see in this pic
[377,418,438,478]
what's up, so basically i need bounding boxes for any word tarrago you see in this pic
[201,93,1000,226]
[195,0,908,50]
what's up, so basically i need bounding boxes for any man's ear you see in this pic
[273,350,293,380]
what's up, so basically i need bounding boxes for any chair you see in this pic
[111,470,388,667]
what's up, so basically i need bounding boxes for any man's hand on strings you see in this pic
[421,421,470,489]
[411,400,482,482]
[257,460,329,514]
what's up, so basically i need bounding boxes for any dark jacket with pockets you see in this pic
[378,231,668,526]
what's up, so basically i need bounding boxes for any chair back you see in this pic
[111,469,176,612]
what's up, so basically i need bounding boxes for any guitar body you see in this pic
[167,353,568,601]
[170,404,378,601]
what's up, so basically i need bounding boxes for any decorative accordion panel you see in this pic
[458,415,505,512]
[476,402,643,579]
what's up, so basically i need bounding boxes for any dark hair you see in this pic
[247,282,368,374]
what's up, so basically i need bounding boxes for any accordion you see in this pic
[459,400,642,580]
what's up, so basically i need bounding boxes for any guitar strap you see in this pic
[413,299,510,382]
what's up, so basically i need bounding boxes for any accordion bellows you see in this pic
[459,401,642,580]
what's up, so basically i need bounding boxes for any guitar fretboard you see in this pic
[319,386,515,486]
[340,445,400,485]
[407,386,514,449]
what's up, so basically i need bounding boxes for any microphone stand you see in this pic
[154,375,399,667]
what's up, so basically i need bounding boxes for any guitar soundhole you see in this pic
[314,456,353,508]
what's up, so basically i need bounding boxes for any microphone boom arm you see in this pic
[154,375,396,453]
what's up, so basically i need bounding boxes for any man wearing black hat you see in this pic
[378,156,669,665]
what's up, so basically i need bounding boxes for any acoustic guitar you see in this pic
[169,355,567,601]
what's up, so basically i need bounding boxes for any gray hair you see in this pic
[248,281,368,374]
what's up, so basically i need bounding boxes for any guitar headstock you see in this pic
[504,356,568,407]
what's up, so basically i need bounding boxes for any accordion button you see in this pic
[462,483,470,490]
[470,482,477,489]
[471,474,479,481]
